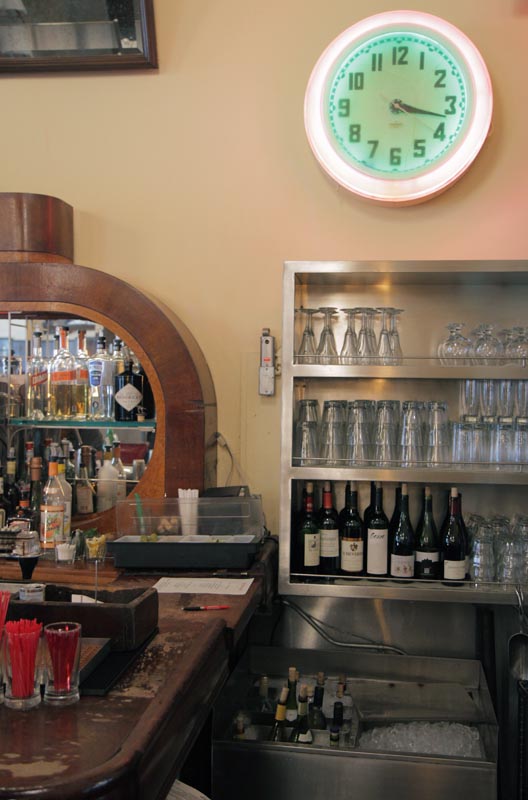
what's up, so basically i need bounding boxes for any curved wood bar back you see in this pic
[0,193,74,263]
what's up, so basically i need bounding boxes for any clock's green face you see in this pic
[326,30,469,178]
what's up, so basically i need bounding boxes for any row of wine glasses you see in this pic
[438,323,528,365]
[296,307,404,364]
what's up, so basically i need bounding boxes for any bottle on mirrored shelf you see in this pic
[0,470,12,528]
[363,480,377,530]
[258,675,274,713]
[111,441,128,503]
[414,486,440,579]
[72,329,90,419]
[49,326,76,419]
[40,460,66,549]
[17,440,34,501]
[339,480,365,576]
[8,499,33,531]
[307,683,327,730]
[366,482,389,578]
[268,686,290,742]
[389,483,415,580]
[114,358,144,422]
[440,487,467,584]
[112,338,126,376]
[329,726,340,747]
[285,666,299,723]
[57,457,72,540]
[88,335,116,420]
[289,684,313,744]
[96,444,119,512]
[136,361,155,419]
[26,329,48,420]
[76,447,95,516]
[29,456,42,532]
[5,448,20,516]
[61,439,77,486]
[298,481,320,574]
[318,481,339,575]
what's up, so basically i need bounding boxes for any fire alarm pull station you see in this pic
[259,328,275,396]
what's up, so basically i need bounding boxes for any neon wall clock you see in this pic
[304,11,493,205]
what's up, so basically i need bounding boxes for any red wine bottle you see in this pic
[414,486,440,579]
[318,481,339,575]
[440,487,467,583]
[339,481,365,575]
[366,482,389,577]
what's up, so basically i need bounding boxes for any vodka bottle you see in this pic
[49,327,76,419]
[26,330,48,419]
[40,460,66,549]
[89,336,116,419]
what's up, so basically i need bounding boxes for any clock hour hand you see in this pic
[390,99,445,118]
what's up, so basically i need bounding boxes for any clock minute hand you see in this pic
[390,99,445,118]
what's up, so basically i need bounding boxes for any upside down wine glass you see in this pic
[388,308,404,364]
[296,308,318,363]
[316,307,338,364]
[357,308,378,362]
[340,308,359,364]
[438,323,471,366]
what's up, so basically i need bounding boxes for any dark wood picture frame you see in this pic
[0,0,157,73]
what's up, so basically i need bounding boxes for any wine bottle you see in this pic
[389,483,415,579]
[332,701,344,731]
[414,485,440,579]
[388,484,402,550]
[285,666,299,722]
[363,480,376,529]
[289,684,313,743]
[339,481,365,575]
[268,686,289,742]
[318,481,339,575]
[307,683,327,730]
[366,482,389,577]
[440,487,467,583]
[298,482,320,574]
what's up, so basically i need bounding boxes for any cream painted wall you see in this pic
[0,0,526,535]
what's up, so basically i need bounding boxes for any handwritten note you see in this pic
[152,577,254,595]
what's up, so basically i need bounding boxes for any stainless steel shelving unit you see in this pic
[278,260,528,604]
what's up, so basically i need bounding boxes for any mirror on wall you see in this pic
[0,313,156,518]
[0,0,157,72]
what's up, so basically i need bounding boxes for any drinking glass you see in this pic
[490,417,516,469]
[459,379,480,417]
[319,400,346,464]
[316,307,339,364]
[495,522,521,584]
[356,308,378,362]
[470,522,496,583]
[376,308,394,365]
[426,400,450,466]
[400,400,424,466]
[507,327,528,367]
[517,381,528,417]
[293,420,319,466]
[374,399,400,466]
[479,379,497,417]
[514,518,528,586]
[473,324,504,365]
[387,308,404,364]
[3,620,42,710]
[515,417,528,470]
[452,420,474,467]
[296,308,318,363]
[44,621,82,705]
[339,308,359,365]
[496,379,515,417]
[438,323,471,365]
[296,398,319,425]
[345,400,374,465]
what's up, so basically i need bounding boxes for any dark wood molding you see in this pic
[0,193,73,261]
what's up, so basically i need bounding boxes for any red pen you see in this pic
[182,605,231,611]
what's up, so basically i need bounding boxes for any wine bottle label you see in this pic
[390,553,414,577]
[319,528,339,557]
[76,485,94,515]
[444,559,466,580]
[415,550,440,563]
[341,538,363,572]
[285,708,298,721]
[367,528,388,575]
[304,532,320,566]
[115,383,143,411]
[297,730,313,743]
[29,369,48,387]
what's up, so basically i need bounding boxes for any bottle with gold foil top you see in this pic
[49,327,76,419]
[40,460,66,549]
[26,330,48,420]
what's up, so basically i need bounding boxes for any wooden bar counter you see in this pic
[0,542,276,799]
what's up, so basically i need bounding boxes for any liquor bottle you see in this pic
[49,327,76,419]
[26,330,48,420]
[40,460,66,549]
[339,480,365,575]
[268,686,290,742]
[363,481,376,529]
[5,448,20,515]
[414,486,440,579]
[366,482,389,577]
[440,487,467,583]
[72,329,90,419]
[96,444,119,512]
[0,470,12,528]
[29,456,43,531]
[8,499,33,531]
[389,483,415,579]
[112,338,126,375]
[298,482,320,574]
[318,481,339,574]
[17,440,34,501]
[57,457,73,539]
[76,463,95,516]
[289,684,313,744]
[332,701,344,731]
[88,335,116,420]
[136,362,155,419]
[307,683,327,730]
[111,441,128,503]
[285,667,298,722]
[114,358,144,422]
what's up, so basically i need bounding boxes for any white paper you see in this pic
[152,577,254,595]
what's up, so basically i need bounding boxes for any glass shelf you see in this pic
[7,418,156,432]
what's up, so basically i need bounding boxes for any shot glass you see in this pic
[3,619,43,710]
[44,621,82,705]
